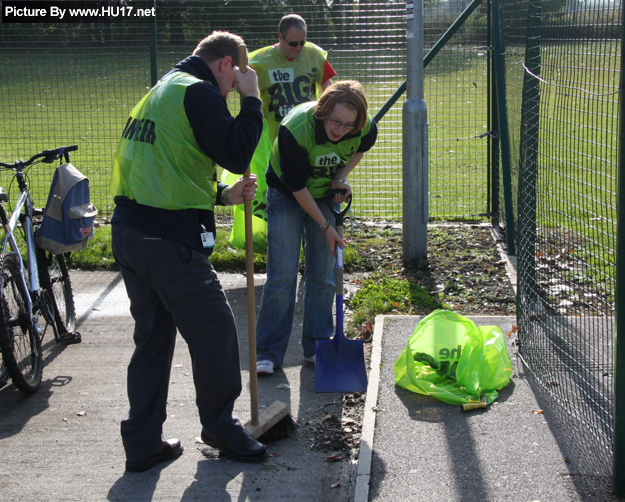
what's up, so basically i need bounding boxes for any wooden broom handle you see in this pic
[238,44,259,426]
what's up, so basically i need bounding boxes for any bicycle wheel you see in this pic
[46,253,76,336]
[0,253,42,394]
[0,354,8,388]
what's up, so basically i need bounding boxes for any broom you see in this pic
[238,44,297,442]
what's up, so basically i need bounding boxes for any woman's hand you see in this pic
[323,225,347,257]
[227,174,258,205]
[330,180,352,203]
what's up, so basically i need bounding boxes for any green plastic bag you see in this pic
[221,119,272,254]
[394,310,512,406]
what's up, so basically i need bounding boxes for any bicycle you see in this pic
[0,146,80,394]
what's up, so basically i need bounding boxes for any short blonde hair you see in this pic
[315,81,368,133]
[193,31,245,65]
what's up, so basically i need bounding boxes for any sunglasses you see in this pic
[285,39,306,47]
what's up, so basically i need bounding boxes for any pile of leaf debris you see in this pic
[303,392,366,457]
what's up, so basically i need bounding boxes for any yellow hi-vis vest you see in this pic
[249,42,329,142]
[109,72,217,210]
[271,102,374,199]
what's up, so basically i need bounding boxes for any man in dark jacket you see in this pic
[109,31,268,472]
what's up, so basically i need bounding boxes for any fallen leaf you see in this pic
[507,326,519,337]
[531,409,544,414]
[326,454,342,462]
[276,383,291,389]
[323,413,337,422]
[269,452,282,457]
[331,481,341,488]
[76,411,85,416]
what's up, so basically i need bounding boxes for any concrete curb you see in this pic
[353,314,391,502]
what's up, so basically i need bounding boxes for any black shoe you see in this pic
[201,427,269,463]
[125,438,184,472]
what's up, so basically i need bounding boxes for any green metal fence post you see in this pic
[613,1,625,492]
[487,0,500,225]
[149,0,158,87]
[516,0,542,327]
[490,0,515,255]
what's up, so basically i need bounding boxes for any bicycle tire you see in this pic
[0,253,42,394]
[46,253,76,336]
[0,355,8,388]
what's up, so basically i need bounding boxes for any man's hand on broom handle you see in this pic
[226,174,258,205]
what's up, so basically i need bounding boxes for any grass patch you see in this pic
[68,223,116,270]
[347,271,445,336]
[69,222,366,273]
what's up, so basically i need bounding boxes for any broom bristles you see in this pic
[258,413,299,443]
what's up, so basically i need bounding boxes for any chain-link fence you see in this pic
[499,0,620,479]
[0,0,491,221]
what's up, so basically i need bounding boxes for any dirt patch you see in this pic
[344,221,516,318]
[304,392,366,458]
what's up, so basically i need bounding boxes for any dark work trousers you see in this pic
[111,224,243,462]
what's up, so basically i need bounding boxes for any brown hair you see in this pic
[315,81,369,133]
[193,31,245,66]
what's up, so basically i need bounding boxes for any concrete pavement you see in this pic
[1,268,621,501]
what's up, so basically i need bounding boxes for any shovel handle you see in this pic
[326,189,351,227]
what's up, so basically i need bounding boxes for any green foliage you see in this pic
[61,222,370,272]
[69,224,116,270]
[348,272,444,329]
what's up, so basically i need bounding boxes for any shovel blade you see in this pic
[314,336,368,393]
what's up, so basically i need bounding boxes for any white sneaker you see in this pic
[304,355,316,365]
[256,360,274,375]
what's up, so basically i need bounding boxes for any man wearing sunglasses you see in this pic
[250,13,336,142]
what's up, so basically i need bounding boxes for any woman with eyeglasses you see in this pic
[255,80,378,376]
[249,14,337,142]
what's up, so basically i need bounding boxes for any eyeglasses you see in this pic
[328,117,356,130]
[285,39,306,47]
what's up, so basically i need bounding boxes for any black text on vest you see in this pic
[122,117,157,145]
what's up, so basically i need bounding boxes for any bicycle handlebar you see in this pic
[0,145,78,170]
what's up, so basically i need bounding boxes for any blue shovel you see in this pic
[314,190,368,393]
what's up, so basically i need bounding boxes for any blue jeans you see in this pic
[256,187,337,366]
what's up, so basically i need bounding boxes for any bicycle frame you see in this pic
[0,176,41,330]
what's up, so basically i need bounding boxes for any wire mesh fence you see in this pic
[499,0,620,477]
[0,0,491,221]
